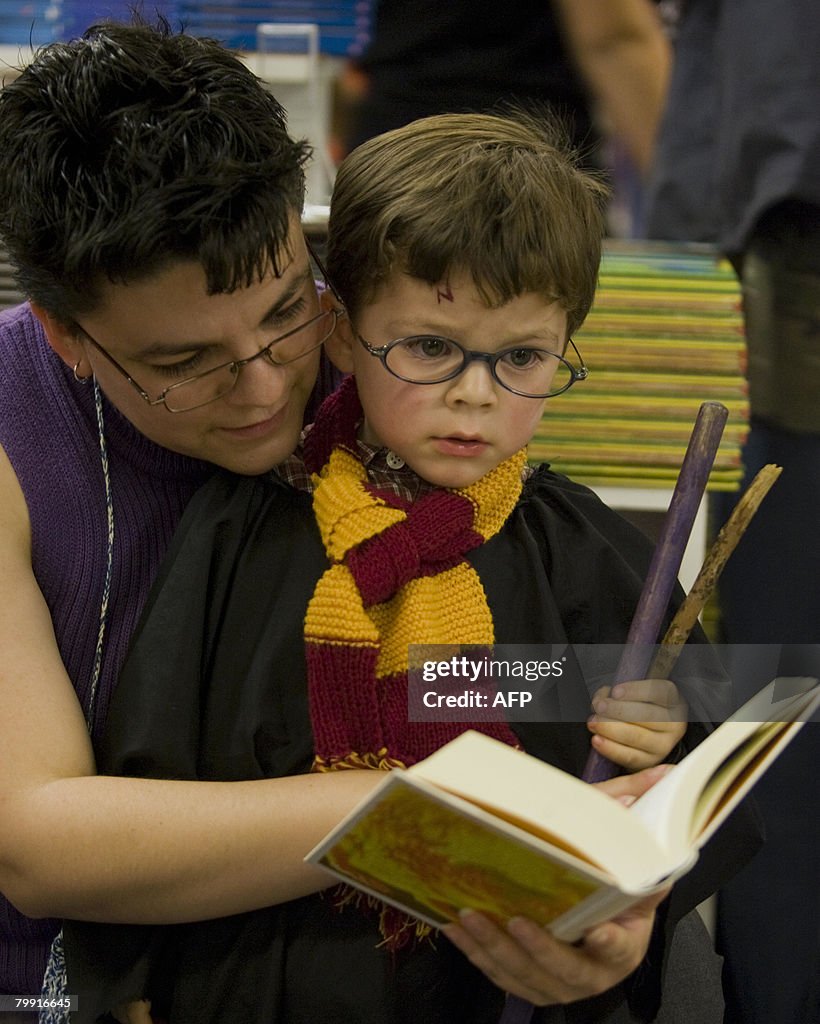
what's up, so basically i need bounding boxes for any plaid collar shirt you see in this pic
[275,425,435,503]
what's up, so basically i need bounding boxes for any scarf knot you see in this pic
[347,489,482,606]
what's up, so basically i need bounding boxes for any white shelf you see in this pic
[591,485,708,594]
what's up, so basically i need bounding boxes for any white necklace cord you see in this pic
[39,377,115,1021]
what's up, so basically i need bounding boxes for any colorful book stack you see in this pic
[529,241,749,492]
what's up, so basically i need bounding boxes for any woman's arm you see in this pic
[553,0,671,174]
[0,447,379,924]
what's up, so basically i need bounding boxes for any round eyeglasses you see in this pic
[78,306,342,414]
[357,334,588,398]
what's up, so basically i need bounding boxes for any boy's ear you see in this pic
[321,291,356,374]
[30,302,85,370]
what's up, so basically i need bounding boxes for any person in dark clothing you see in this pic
[645,1,820,1019]
[333,0,670,177]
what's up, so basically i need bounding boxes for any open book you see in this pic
[307,677,819,942]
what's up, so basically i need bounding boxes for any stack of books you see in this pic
[0,243,23,312]
[529,241,749,492]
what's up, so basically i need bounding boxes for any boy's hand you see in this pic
[112,1000,153,1024]
[443,887,669,1006]
[441,765,672,1003]
[587,679,688,771]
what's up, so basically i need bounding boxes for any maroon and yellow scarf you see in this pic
[303,375,525,772]
[302,376,528,946]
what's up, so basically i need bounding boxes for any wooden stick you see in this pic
[649,464,782,678]
[582,402,729,783]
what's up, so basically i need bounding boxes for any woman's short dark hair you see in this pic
[0,19,312,321]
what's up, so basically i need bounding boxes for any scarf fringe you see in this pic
[330,884,436,952]
[312,748,407,772]
[315,752,432,951]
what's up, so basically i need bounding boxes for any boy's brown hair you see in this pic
[326,110,608,337]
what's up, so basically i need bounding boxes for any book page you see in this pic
[689,720,788,837]
[630,678,819,860]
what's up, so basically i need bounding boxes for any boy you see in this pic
[64,113,752,1022]
[311,109,689,773]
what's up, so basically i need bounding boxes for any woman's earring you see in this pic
[73,361,92,384]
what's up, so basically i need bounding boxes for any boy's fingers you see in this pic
[590,719,669,749]
[590,700,680,726]
[609,679,681,706]
[593,763,672,800]
[590,733,658,771]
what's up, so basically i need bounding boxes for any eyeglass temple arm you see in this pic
[567,337,589,379]
[304,236,346,307]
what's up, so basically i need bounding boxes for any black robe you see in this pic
[64,466,762,1023]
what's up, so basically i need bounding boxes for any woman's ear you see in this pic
[320,291,356,374]
[30,302,86,370]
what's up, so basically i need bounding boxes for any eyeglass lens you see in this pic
[163,309,336,412]
[383,336,574,397]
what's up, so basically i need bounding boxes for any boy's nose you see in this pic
[445,360,498,405]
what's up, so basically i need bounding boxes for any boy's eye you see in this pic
[502,347,544,370]
[402,335,455,360]
[499,348,548,372]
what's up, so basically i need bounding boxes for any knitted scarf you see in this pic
[303,374,525,774]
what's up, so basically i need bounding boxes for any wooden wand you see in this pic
[649,462,782,678]
[501,402,728,1024]
[582,401,729,784]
